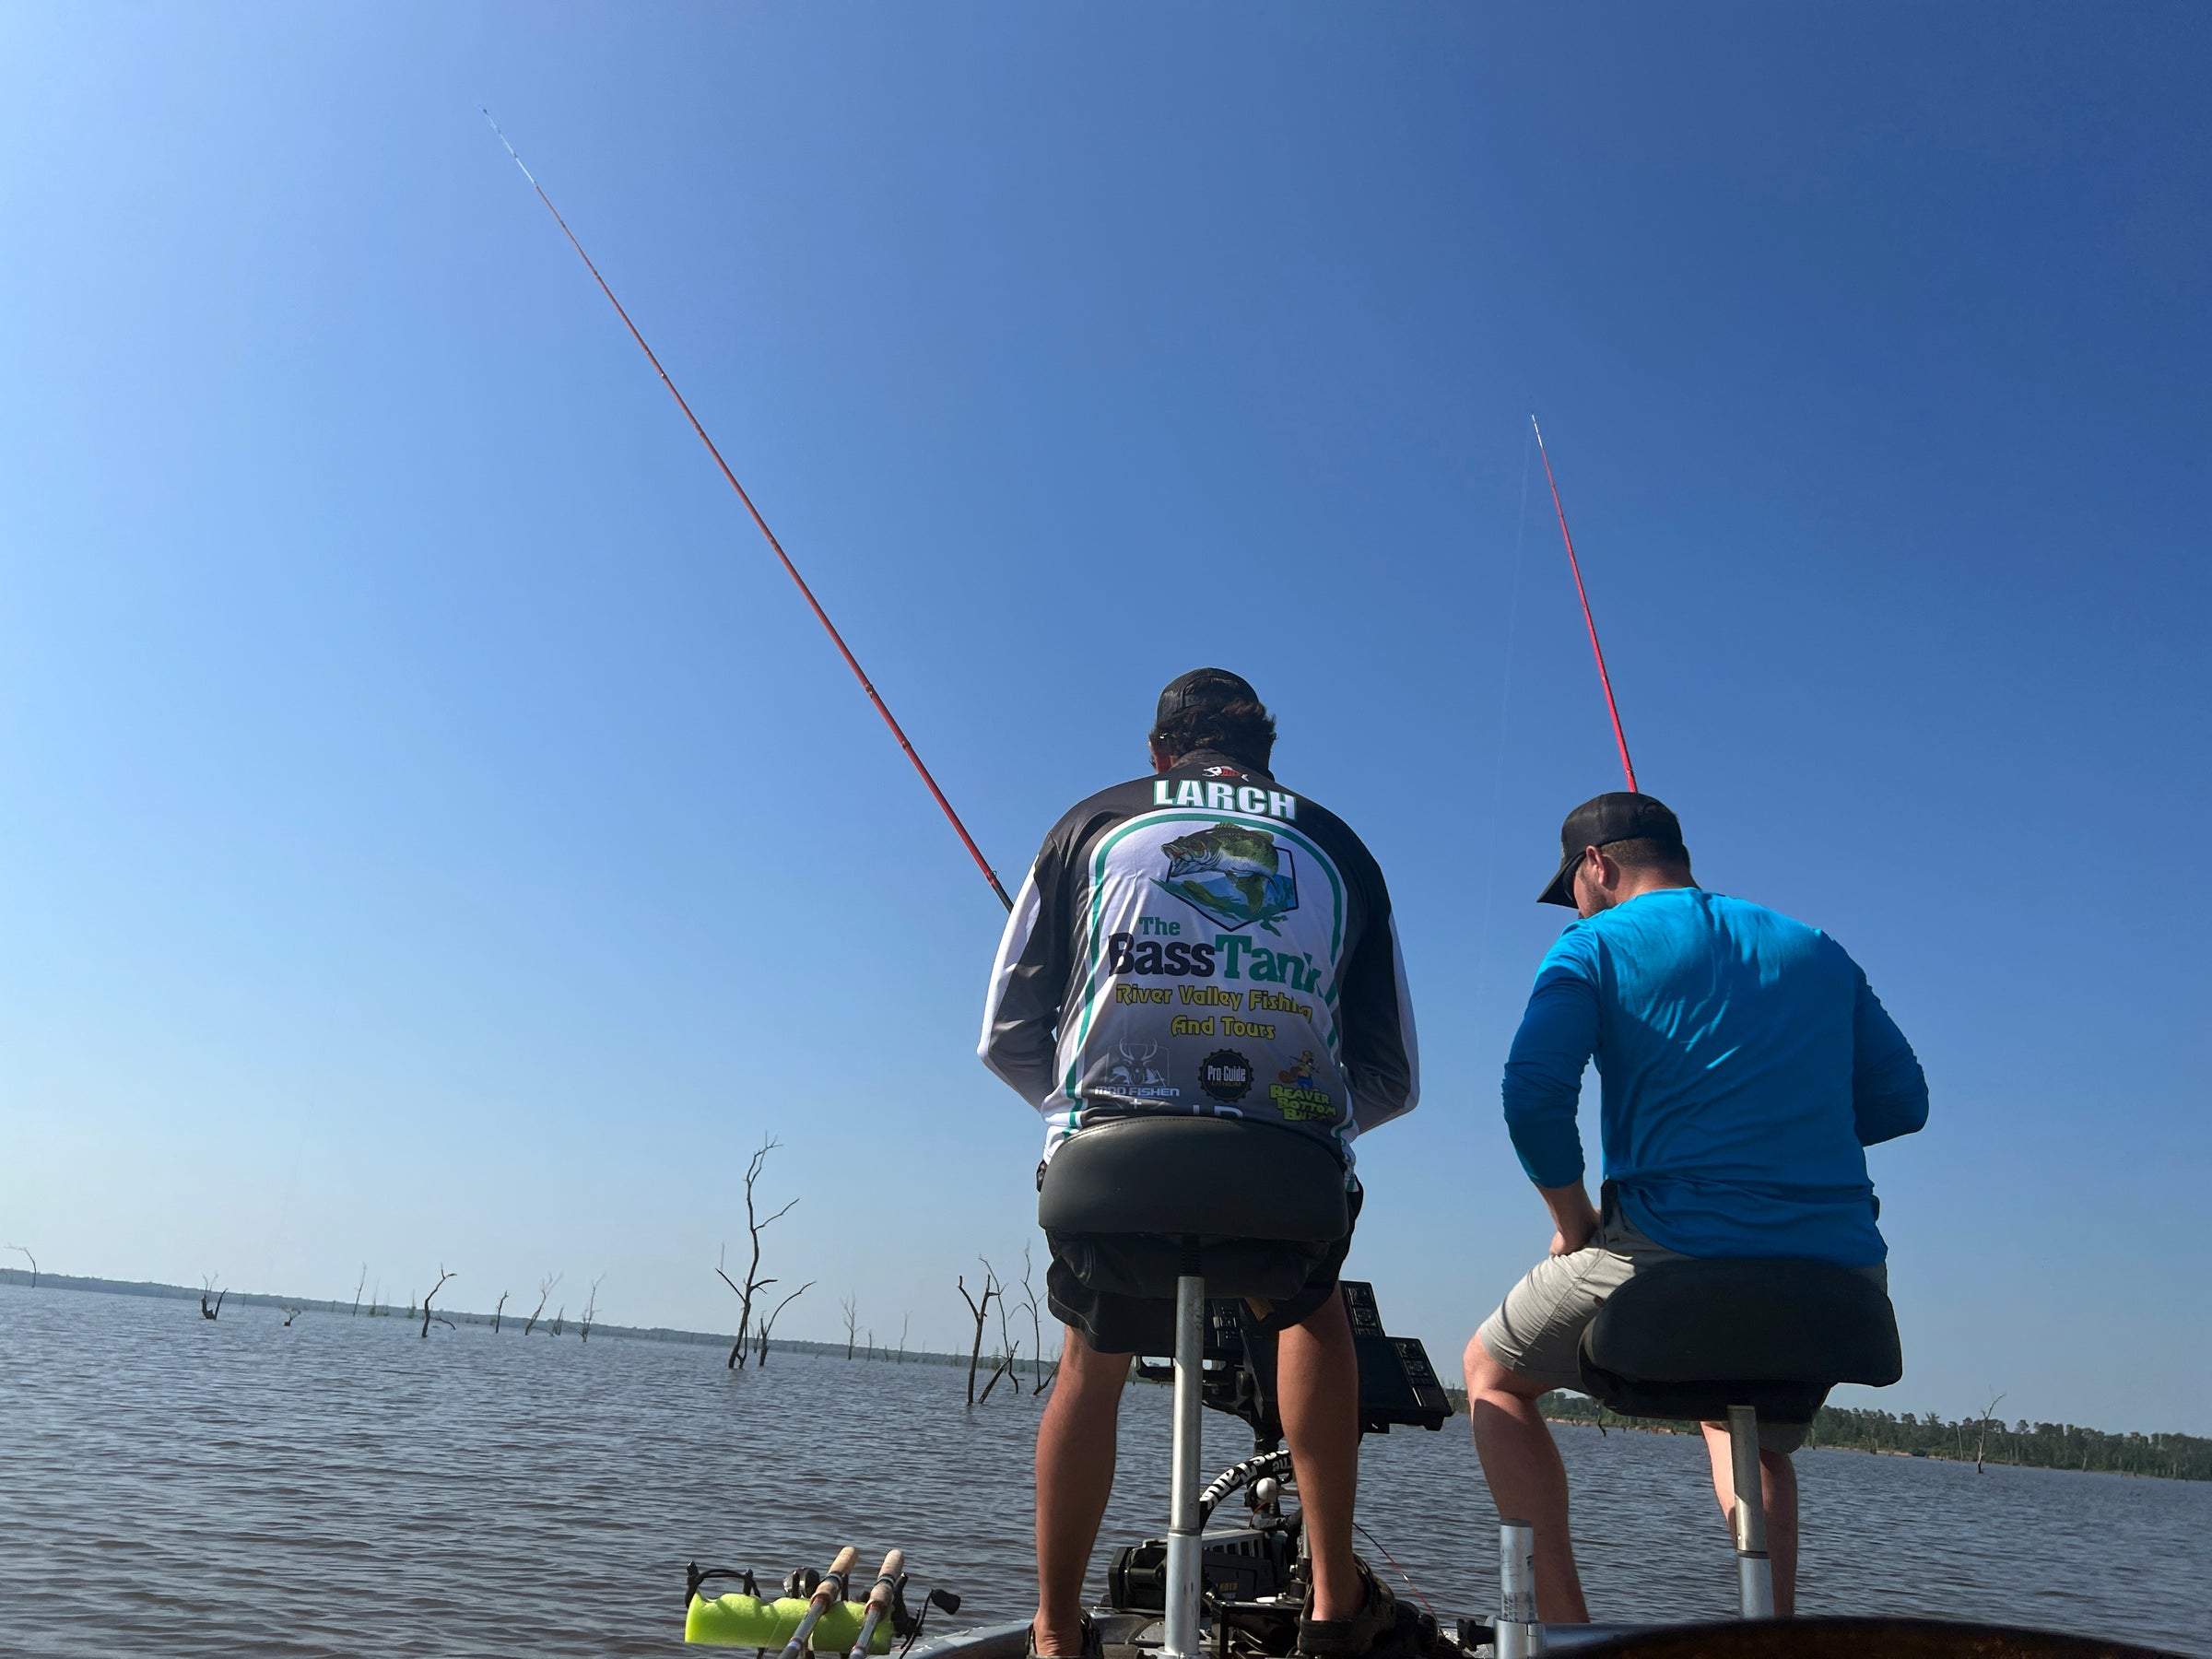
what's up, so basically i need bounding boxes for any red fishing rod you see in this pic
[1530,416,1639,794]
[486,113,1014,912]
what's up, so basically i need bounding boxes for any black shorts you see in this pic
[1045,1184,1363,1357]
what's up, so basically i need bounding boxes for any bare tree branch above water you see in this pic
[351,1264,367,1317]
[717,1135,797,1371]
[200,1275,227,1321]
[841,1293,859,1360]
[979,1338,1021,1404]
[1975,1391,2007,1473]
[897,1312,910,1365]
[581,1274,604,1343]
[420,1266,455,1338]
[754,1279,815,1367]
[1018,1243,1055,1395]
[551,1304,566,1336]
[493,1291,509,1334]
[6,1244,36,1288]
[992,1272,1023,1397]
[282,1306,304,1327]
[958,1259,1003,1407]
[524,1273,560,1336]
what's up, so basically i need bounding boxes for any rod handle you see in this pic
[817,1546,858,1601]
[865,1550,904,1609]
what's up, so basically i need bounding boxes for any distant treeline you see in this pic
[1522,1391,2211,1483]
[0,1268,982,1369]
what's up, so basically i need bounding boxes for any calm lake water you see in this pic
[2,1284,2205,1655]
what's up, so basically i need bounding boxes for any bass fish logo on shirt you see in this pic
[1155,822,1299,934]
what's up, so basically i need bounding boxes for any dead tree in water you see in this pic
[493,1291,509,1334]
[1018,1243,1056,1394]
[6,1244,37,1288]
[524,1273,560,1336]
[580,1275,604,1342]
[716,1135,798,1371]
[982,1272,1023,1399]
[200,1275,227,1320]
[281,1306,304,1327]
[754,1280,815,1367]
[897,1313,910,1364]
[351,1264,367,1317]
[1974,1392,2007,1473]
[958,1259,1004,1406]
[979,1341,1021,1404]
[420,1266,455,1338]
[551,1304,566,1336]
[841,1293,860,1359]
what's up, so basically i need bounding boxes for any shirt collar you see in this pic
[1165,748,1277,784]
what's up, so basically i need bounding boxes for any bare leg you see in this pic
[1699,1425,1799,1616]
[1034,1328,1130,1653]
[1275,1287,1362,1621]
[1463,1333,1589,1624]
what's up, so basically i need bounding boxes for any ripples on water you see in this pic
[2,1285,2204,1655]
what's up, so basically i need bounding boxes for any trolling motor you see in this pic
[682,1548,960,1652]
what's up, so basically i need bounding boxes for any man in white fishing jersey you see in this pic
[981,670,1420,1659]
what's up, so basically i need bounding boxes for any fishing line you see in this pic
[1468,423,1535,1030]
[484,112,1014,912]
[1351,1521,1437,1619]
[1531,416,1638,793]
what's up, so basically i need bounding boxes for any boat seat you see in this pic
[1578,1257,1902,1425]
[1037,1116,1350,1301]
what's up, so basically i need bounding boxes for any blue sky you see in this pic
[2,5,2206,1432]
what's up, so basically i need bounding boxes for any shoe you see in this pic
[1026,1615,1104,1659]
[1297,1559,1394,1658]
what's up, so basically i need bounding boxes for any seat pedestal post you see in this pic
[1161,1272,1206,1659]
[1727,1405,1774,1619]
[1496,1519,1544,1656]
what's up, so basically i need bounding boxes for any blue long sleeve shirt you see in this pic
[1502,887,1927,1267]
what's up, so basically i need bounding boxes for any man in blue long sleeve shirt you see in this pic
[1465,793,1927,1623]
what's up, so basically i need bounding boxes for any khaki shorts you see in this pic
[1475,1210,1887,1454]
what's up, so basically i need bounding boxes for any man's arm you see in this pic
[1337,877,1419,1135]
[1503,941,1601,1249]
[978,837,1072,1108]
[1851,968,1928,1147]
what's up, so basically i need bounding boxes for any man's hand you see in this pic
[1539,1181,1600,1256]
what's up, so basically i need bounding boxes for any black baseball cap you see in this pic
[1538,793,1687,907]
[1155,668,1260,727]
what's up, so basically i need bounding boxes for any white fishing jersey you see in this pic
[979,750,1419,1165]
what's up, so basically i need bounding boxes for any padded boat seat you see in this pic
[1038,1116,1350,1301]
[1578,1257,1902,1425]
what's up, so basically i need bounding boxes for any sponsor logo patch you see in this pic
[1104,1041,1178,1100]
[1199,1049,1254,1104]
[1154,822,1300,934]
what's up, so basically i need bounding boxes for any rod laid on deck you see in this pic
[485,112,1013,912]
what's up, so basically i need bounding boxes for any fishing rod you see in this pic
[485,112,1015,912]
[846,1548,904,1659]
[782,1546,859,1659]
[1530,416,1639,794]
